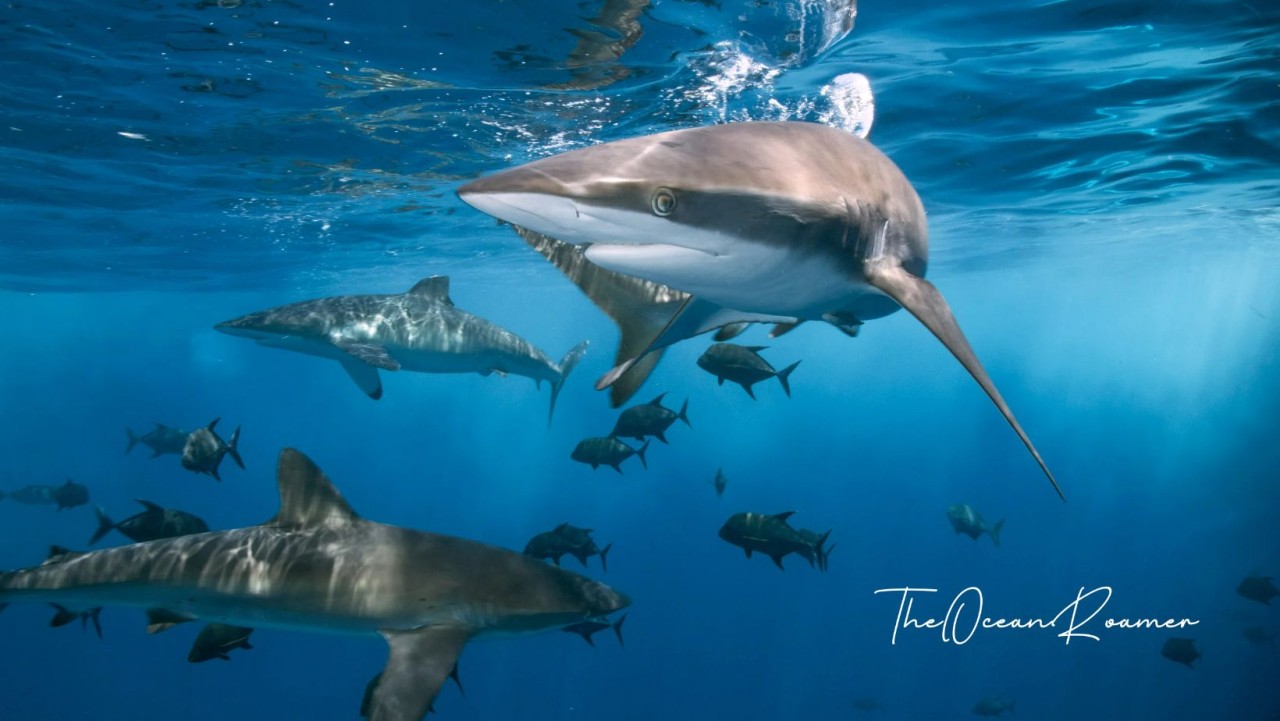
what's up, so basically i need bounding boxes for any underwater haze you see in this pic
[2,0,1279,719]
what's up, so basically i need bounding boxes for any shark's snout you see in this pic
[583,579,630,616]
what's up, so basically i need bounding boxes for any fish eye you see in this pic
[651,188,676,216]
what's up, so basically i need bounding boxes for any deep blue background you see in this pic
[1,0,1278,719]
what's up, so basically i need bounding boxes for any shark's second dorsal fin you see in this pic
[270,449,359,529]
[408,276,453,306]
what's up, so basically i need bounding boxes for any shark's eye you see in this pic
[651,189,676,216]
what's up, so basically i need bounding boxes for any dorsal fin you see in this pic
[771,511,796,522]
[269,448,358,529]
[44,545,83,565]
[135,499,165,514]
[408,276,453,306]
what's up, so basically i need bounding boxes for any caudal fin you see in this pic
[599,543,612,573]
[677,398,691,428]
[814,529,833,572]
[125,427,139,454]
[89,506,115,545]
[991,519,1005,546]
[776,361,801,397]
[635,440,649,470]
[864,259,1064,501]
[612,613,627,647]
[549,340,589,426]
[227,426,245,470]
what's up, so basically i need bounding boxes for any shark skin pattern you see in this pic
[457,121,1062,499]
[215,276,587,424]
[0,449,630,720]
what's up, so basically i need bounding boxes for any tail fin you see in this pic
[549,340,589,426]
[599,543,612,573]
[635,440,649,470]
[49,605,102,638]
[89,506,115,545]
[125,427,139,454]
[991,519,1005,546]
[814,530,833,572]
[776,360,801,397]
[677,398,691,428]
[227,426,245,470]
[612,613,627,647]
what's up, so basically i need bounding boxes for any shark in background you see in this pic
[215,276,587,424]
[0,448,629,721]
[457,121,1062,499]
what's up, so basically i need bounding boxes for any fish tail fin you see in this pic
[85,607,103,639]
[816,529,833,572]
[636,440,649,470]
[125,427,139,454]
[991,519,1005,546]
[89,506,115,545]
[776,361,801,397]
[549,340,589,427]
[677,398,691,428]
[599,543,612,573]
[612,613,627,647]
[227,426,245,470]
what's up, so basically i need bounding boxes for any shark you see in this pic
[0,448,630,720]
[215,276,587,424]
[457,120,1062,499]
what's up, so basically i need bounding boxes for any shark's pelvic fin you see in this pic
[269,448,359,529]
[408,276,454,307]
[145,608,195,635]
[365,627,471,721]
[863,259,1064,501]
[714,322,749,341]
[340,357,384,400]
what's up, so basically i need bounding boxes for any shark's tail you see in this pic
[599,543,612,573]
[549,340,590,427]
[635,440,650,470]
[89,506,115,545]
[227,426,245,470]
[776,360,801,398]
[677,398,691,428]
[125,427,139,455]
[990,519,1005,547]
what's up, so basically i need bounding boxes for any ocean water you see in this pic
[1,0,1278,719]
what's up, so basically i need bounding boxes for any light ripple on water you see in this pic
[0,0,1276,291]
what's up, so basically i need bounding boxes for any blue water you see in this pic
[2,0,1279,719]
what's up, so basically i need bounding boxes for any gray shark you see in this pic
[125,423,190,458]
[215,275,587,424]
[457,121,1062,499]
[0,448,630,720]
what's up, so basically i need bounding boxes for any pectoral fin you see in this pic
[512,226,790,406]
[364,627,470,721]
[339,358,384,400]
[334,339,401,371]
[863,259,1063,500]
